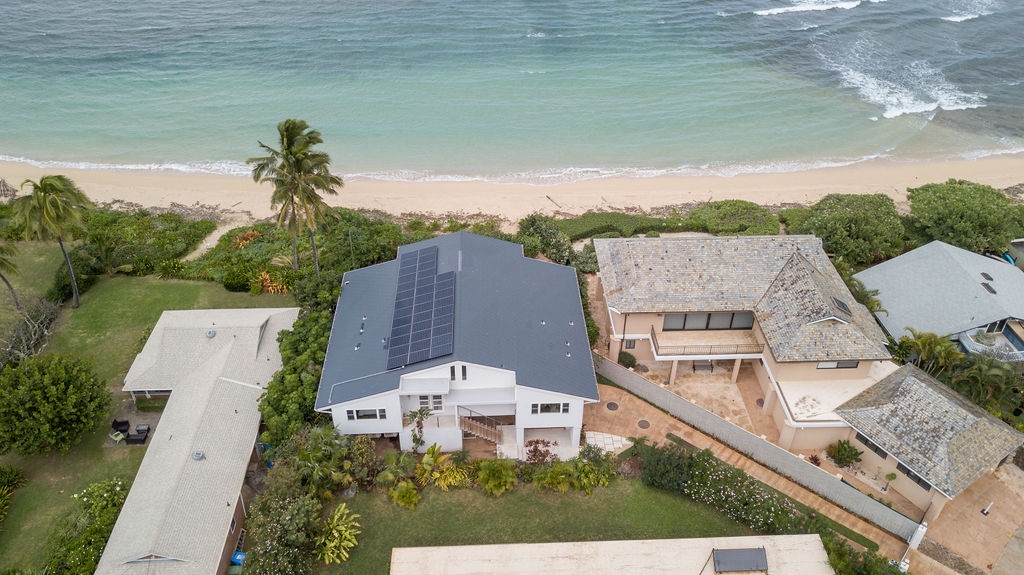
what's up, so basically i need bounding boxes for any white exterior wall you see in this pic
[332,391,402,436]
[516,385,585,455]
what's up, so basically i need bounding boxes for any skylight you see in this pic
[832,297,852,315]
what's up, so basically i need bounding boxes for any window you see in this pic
[461,365,467,380]
[450,366,456,381]
[531,402,570,414]
[419,394,443,412]
[897,462,931,491]
[624,339,636,349]
[664,314,685,331]
[664,312,754,331]
[816,361,859,369]
[854,432,887,459]
[346,408,387,421]
[230,518,237,534]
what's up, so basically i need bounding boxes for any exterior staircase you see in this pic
[458,406,503,444]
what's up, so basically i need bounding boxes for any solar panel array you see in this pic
[386,246,456,369]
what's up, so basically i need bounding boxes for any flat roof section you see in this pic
[390,534,835,575]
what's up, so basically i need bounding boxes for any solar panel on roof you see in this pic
[386,246,457,368]
[712,547,768,573]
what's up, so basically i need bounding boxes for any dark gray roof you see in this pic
[316,232,599,408]
[854,240,1024,338]
[594,236,889,362]
[836,364,1024,497]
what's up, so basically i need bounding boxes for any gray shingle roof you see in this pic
[594,236,889,362]
[96,308,300,575]
[854,240,1024,338]
[836,364,1024,497]
[316,232,599,408]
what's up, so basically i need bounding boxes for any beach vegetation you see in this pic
[518,214,572,264]
[554,211,676,241]
[12,175,93,308]
[682,199,779,235]
[79,208,214,276]
[248,119,343,278]
[778,207,813,232]
[906,179,1017,254]
[0,354,110,457]
[788,194,904,265]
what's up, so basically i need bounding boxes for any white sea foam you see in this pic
[755,1,862,17]
[941,0,997,23]
[0,155,251,176]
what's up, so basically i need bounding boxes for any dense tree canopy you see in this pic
[907,179,1017,254]
[0,354,110,456]
[789,194,904,265]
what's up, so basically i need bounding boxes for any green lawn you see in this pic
[0,241,64,333]
[331,480,755,574]
[0,275,295,571]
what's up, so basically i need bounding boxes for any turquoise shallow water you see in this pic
[1,0,1022,183]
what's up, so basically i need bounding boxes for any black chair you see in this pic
[112,419,131,434]
[126,429,149,445]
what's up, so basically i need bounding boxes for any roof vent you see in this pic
[981,272,994,281]
[982,282,997,294]
[205,329,216,339]
[192,450,205,461]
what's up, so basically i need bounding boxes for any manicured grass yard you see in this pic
[331,480,755,575]
[0,275,294,571]
[0,241,64,333]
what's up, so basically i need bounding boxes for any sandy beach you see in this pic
[4,155,1024,227]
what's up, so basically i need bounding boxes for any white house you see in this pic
[315,232,599,459]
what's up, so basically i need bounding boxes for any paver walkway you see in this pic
[584,384,960,575]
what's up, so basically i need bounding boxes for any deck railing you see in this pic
[649,327,764,357]
[960,332,1024,362]
[457,406,503,444]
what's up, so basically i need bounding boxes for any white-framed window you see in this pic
[816,361,859,369]
[419,394,443,412]
[346,408,387,421]
[450,365,456,381]
[531,402,569,414]
[461,365,468,380]
[230,518,237,534]
[624,339,636,349]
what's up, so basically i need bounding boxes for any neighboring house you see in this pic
[316,232,599,459]
[594,236,892,452]
[96,307,300,575]
[836,364,1024,522]
[854,240,1024,361]
[391,534,835,575]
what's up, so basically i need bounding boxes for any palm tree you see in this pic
[13,175,93,308]
[951,355,1015,407]
[0,240,22,311]
[902,328,963,377]
[247,119,342,277]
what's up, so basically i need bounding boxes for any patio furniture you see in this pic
[109,431,126,444]
[135,423,151,434]
[112,419,131,434]
[126,429,149,445]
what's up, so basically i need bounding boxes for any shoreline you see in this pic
[3,154,1024,227]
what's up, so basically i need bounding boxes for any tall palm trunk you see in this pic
[57,236,80,308]
[309,228,321,279]
[0,272,21,311]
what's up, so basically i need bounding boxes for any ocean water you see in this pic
[1,0,1022,183]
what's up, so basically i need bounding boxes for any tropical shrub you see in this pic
[388,479,422,509]
[778,207,813,231]
[533,461,574,493]
[683,200,779,236]
[0,486,13,527]
[618,351,637,369]
[789,194,904,265]
[518,214,572,264]
[524,439,558,465]
[291,426,356,499]
[374,449,416,489]
[245,493,322,575]
[415,443,470,491]
[221,266,253,292]
[826,440,862,468]
[0,464,26,491]
[80,208,215,276]
[0,354,110,456]
[44,247,101,303]
[572,241,599,273]
[636,444,800,533]
[315,503,361,565]
[475,458,518,497]
[576,271,600,347]
[44,478,129,575]
[258,309,334,446]
[907,179,1017,254]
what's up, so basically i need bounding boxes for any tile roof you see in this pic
[836,364,1024,497]
[96,308,300,575]
[594,236,889,362]
[854,240,1024,338]
[316,232,599,407]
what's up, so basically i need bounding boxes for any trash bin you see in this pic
[231,551,246,565]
